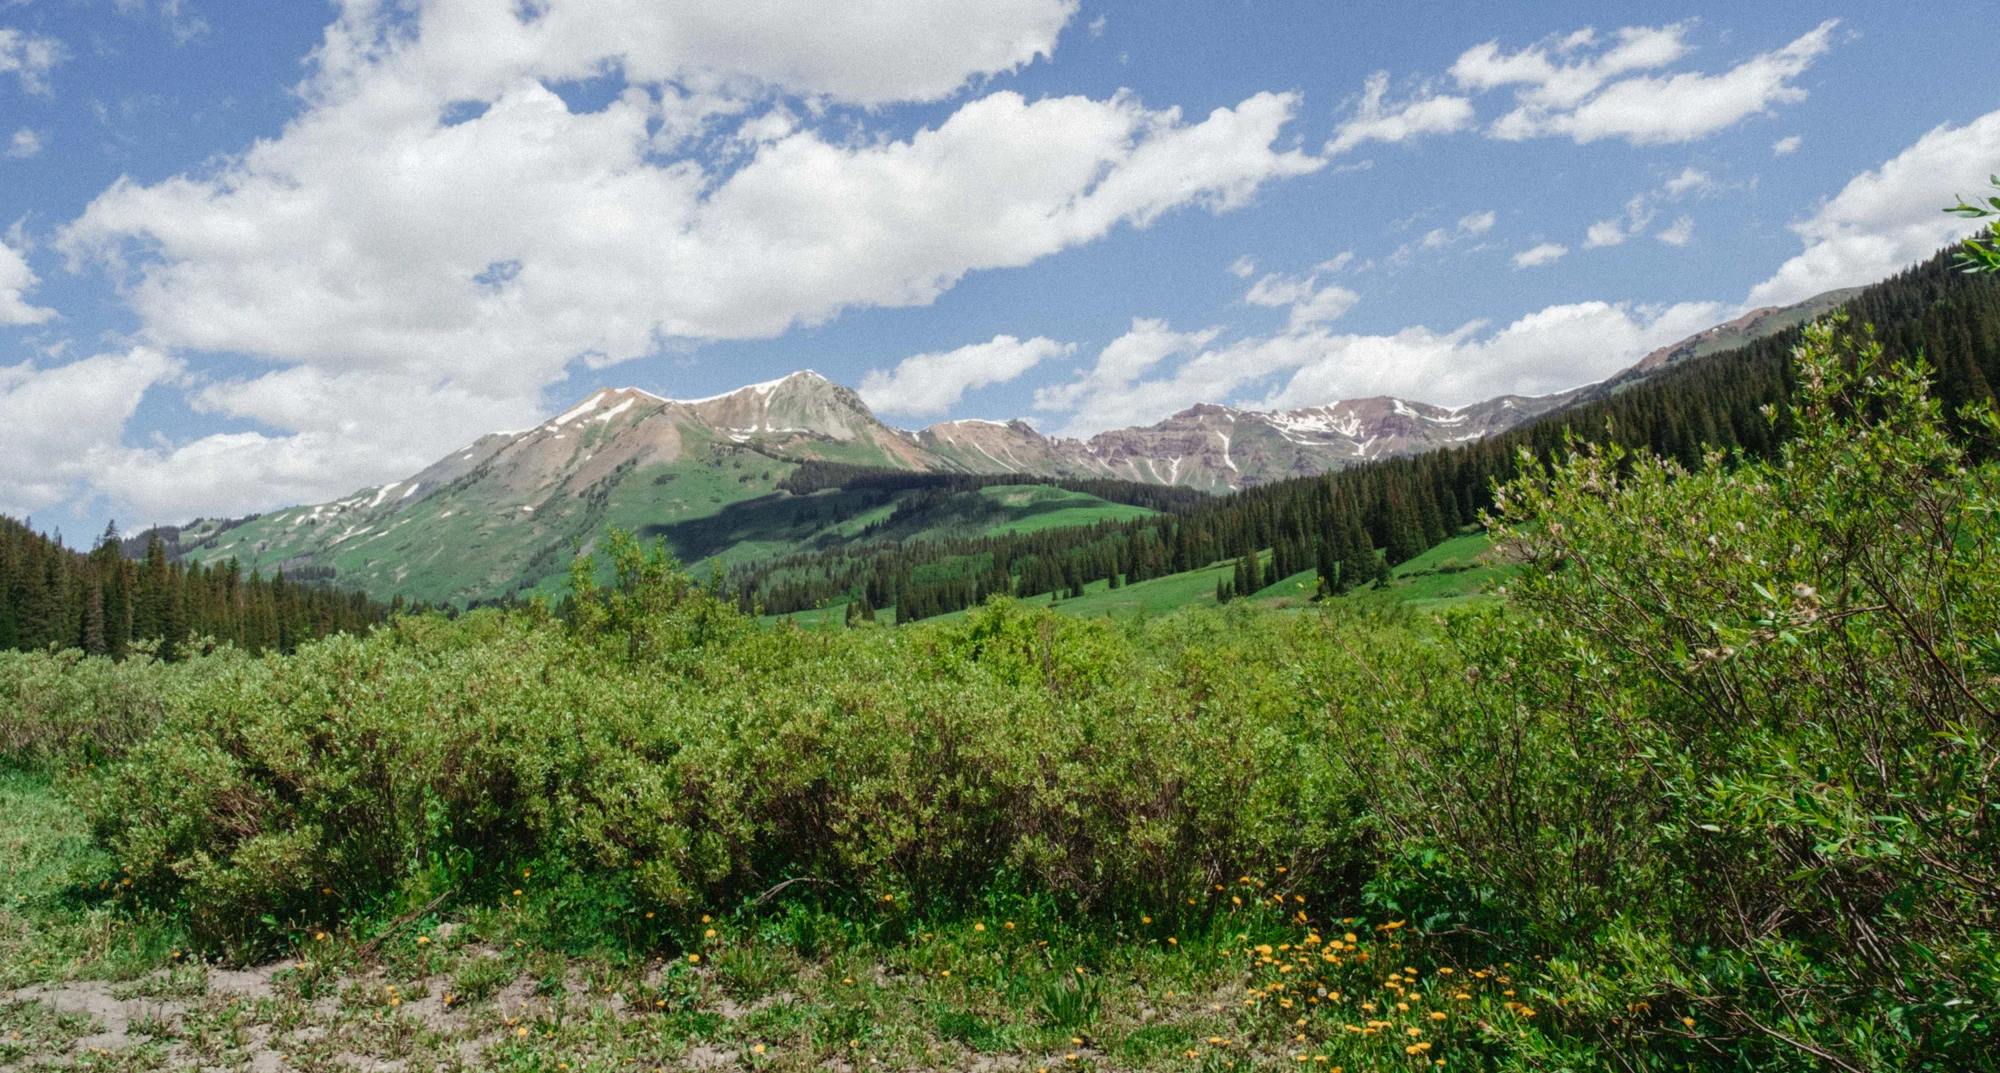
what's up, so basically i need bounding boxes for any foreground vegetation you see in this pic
[2,320,1995,1070]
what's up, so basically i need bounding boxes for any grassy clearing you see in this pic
[975,485,1157,537]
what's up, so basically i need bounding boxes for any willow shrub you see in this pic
[0,643,240,769]
[1359,318,2000,1069]
[75,537,1386,954]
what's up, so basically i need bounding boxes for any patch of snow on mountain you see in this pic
[553,393,607,426]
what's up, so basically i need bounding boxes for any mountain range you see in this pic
[173,286,1857,604]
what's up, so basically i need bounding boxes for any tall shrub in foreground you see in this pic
[1363,316,2000,1068]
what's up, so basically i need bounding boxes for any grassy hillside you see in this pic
[183,448,1163,607]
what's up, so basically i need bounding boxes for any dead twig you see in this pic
[749,877,832,909]
[357,888,452,959]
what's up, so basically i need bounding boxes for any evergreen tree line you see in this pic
[0,518,399,658]
[734,248,2000,623]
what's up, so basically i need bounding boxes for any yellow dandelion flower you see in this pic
[975,923,986,932]
[688,954,700,964]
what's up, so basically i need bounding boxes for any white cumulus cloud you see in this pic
[1244,271,1358,331]
[1325,71,1473,156]
[0,27,65,94]
[1772,134,1802,156]
[7,127,40,158]
[859,334,1072,417]
[1656,216,1695,246]
[1033,318,1221,430]
[0,238,56,326]
[1457,20,1837,145]
[0,348,183,518]
[1750,109,2000,306]
[1512,242,1568,268]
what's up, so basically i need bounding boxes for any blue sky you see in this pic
[2,1,1997,534]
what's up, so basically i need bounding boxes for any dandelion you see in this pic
[706,929,717,938]
[688,954,701,964]
[513,889,523,897]
[1141,916,1151,924]
[975,923,986,932]
[752,1045,766,1055]
[1005,922,1016,929]
[417,936,430,945]
[1430,1012,1446,1021]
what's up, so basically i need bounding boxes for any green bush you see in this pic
[1360,317,2000,1067]
[72,533,1379,954]
[0,644,239,769]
